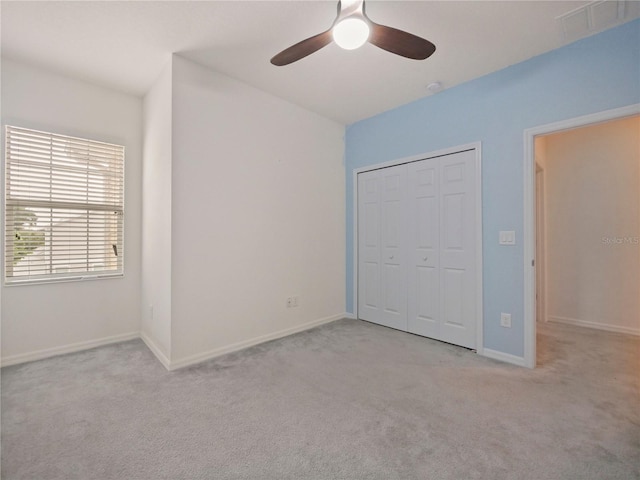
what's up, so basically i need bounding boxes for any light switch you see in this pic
[499,231,516,245]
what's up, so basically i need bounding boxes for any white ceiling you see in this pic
[2,1,638,125]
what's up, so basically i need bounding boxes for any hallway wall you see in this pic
[542,115,640,335]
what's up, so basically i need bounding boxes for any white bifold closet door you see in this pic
[358,149,477,349]
[357,164,408,331]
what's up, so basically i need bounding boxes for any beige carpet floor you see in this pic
[2,318,639,479]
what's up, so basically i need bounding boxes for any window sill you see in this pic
[4,273,124,287]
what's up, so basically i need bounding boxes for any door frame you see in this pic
[353,142,484,354]
[535,165,546,324]
[522,103,640,368]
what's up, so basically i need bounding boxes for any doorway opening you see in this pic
[524,104,640,368]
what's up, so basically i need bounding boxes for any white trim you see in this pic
[352,142,481,176]
[0,331,139,368]
[474,145,484,355]
[168,313,346,371]
[535,167,547,323]
[140,332,171,370]
[0,314,350,371]
[352,170,359,320]
[4,272,123,287]
[523,103,640,370]
[548,316,640,336]
[352,142,483,352]
[481,348,526,367]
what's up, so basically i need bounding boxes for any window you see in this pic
[4,126,124,284]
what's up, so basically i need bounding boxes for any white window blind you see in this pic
[4,126,124,284]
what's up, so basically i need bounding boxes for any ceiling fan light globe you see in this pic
[332,18,370,50]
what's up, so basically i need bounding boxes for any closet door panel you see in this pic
[407,159,440,337]
[439,151,476,348]
[357,165,408,331]
[358,171,382,324]
[379,165,408,330]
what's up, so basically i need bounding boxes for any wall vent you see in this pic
[557,1,627,41]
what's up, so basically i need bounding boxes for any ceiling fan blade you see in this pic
[270,30,333,66]
[368,22,436,60]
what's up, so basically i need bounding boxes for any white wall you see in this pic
[1,59,143,364]
[170,56,345,365]
[1,55,346,369]
[544,115,640,335]
[141,59,173,364]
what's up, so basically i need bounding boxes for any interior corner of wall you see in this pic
[140,328,171,371]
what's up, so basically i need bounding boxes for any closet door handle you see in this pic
[423,256,428,261]
[389,255,394,260]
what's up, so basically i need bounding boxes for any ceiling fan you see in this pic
[270,0,436,66]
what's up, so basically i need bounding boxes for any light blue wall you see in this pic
[345,19,640,357]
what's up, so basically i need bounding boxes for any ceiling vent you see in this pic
[557,0,627,41]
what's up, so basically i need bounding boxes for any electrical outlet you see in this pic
[286,297,293,308]
[292,296,299,307]
[500,313,512,328]
[286,296,300,308]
